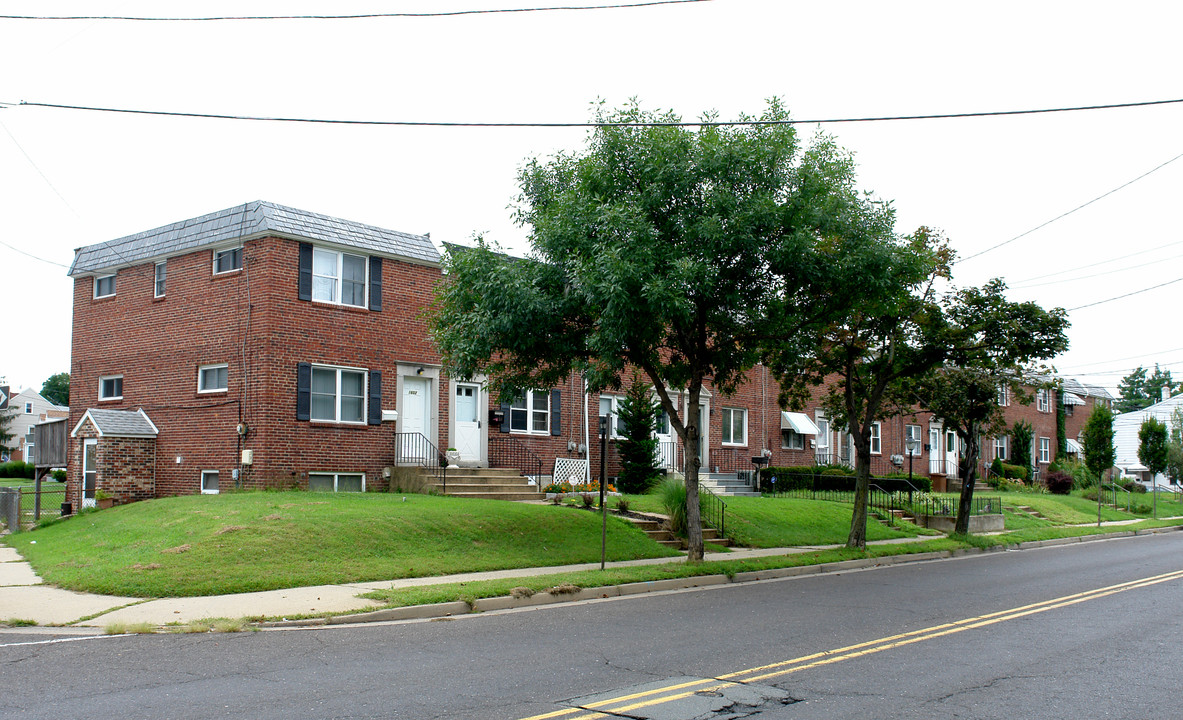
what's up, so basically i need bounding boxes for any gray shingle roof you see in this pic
[69,201,439,275]
[71,408,159,438]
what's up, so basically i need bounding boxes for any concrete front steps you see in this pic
[430,467,544,501]
[699,472,760,497]
[626,516,733,549]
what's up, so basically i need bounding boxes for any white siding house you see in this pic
[1113,390,1183,485]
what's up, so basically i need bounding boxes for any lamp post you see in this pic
[906,436,920,502]
[598,414,610,570]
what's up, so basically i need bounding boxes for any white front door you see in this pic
[655,406,676,470]
[929,426,942,475]
[82,438,97,509]
[814,415,831,464]
[400,377,430,459]
[454,383,481,462]
[945,430,959,477]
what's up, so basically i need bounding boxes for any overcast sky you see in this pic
[2,0,1181,398]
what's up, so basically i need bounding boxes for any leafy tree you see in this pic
[769,227,952,549]
[1116,364,1178,414]
[1011,420,1034,479]
[0,407,14,449]
[40,372,69,406]
[1080,403,1115,484]
[432,99,894,561]
[1166,408,1183,485]
[1138,416,1169,517]
[913,280,1069,535]
[616,375,660,494]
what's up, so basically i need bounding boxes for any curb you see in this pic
[256,524,1183,629]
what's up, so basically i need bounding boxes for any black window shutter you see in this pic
[368,370,382,425]
[296,362,312,421]
[298,243,313,301]
[369,256,383,312]
[500,401,511,433]
[550,389,562,436]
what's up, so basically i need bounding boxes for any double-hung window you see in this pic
[994,436,1008,461]
[94,274,116,298]
[869,422,882,455]
[510,391,550,434]
[310,365,366,423]
[154,261,166,298]
[213,247,242,274]
[309,472,365,492]
[1036,389,1050,413]
[99,375,123,401]
[312,248,367,307]
[198,364,229,393]
[782,428,805,450]
[597,395,627,438]
[1039,437,1051,463]
[721,407,746,446]
[997,385,1009,406]
[905,424,922,455]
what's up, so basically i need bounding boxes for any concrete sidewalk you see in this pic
[4,527,1180,629]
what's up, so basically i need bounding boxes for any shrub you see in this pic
[0,461,34,479]
[615,498,630,513]
[1121,480,1148,494]
[1000,463,1028,481]
[580,493,595,508]
[615,374,661,494]
[1045,470,1074,495]
[761,467,812,492]
[51,469,67,482]
[990,458,1004,478]
[657,477,687,536]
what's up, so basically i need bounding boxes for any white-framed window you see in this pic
[24,428,34,464]
[198,363,229,393]
[905,424,922,455]
[997,385,1009,407]
[781,428,805,450]
[1039,437,1051,463]
[510,390,550,434]
[94,274,116,298]
[99,375,123,401]
[213,246,242,274]
[869,422,882,455]
[201,470,220,495]
[720,407,747,446]
[309,365,366,423]
[1036,389,1050,413]
[308,472,365,492]
[597,394,626,438]
[154,261,166,298]
[815,414,830,453]
[23,402,33,414]
[994,436,1008,461]
[312,248,367,307]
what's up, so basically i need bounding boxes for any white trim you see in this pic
[154,261,166,298]
[201,470,220,495]
[309,363,368,424]
[98,375,123,401]
[308,472,366,492]
[1038,436,1051,463]
[905,424,922,456]
[311,247,368,308]
[597,393,626,439]
[212,246,243,275]
[869,422,882,455]
[70,408,159,438]
[197,363,229,394]
[720,407,747,446]
[509,390,551,435]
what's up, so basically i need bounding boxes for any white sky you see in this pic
[2,0,1181,397]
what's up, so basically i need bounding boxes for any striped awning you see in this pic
[1065,438,1083,453]
[780,412,820,435]
[1062,392,1086,406]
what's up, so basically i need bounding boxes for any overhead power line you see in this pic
[5,97,1183,129]
[0,238,69,268]
[1013,249,1183,289]
[955,149,1183,265]
[1067,276,1183,312]
[1011,237,1183,285]
[0,1,710,21]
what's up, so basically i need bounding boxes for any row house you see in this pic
[65,202,1079,507]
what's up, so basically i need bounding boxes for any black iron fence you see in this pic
[698,484,726,539]
[770,485,1002,522]
[488,433,543,483]
[393,432,448,492]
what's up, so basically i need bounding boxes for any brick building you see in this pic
[66,201,1079,507]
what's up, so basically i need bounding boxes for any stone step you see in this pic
[441,492,545,501]
[433,483,541,494]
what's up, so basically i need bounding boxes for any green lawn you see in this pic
[3,492,679,597]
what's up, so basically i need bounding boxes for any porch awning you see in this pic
[780,412,820,435]
[1065,438,1083,453]
[1062,392,1086,406]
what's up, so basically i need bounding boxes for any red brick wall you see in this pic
[68,417,155,505]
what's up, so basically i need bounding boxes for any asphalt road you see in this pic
[2,532,1181,720]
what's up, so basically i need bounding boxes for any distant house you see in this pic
[1113,388,1181,485]
[1060,379,1114,459]
[3,389,68,464]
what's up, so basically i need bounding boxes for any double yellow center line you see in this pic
[519,568,1183,720]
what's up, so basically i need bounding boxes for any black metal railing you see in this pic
[709,447,751,474]
[488,433,543,483]
[656,441,682,472]
[698,484,726,540]
[393,432,447,493]
[771,486,1002,520]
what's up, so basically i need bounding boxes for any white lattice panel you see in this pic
[552,458,589,485]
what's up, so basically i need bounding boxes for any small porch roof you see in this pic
[71,408,159,438]
[1065,438,1083,453]
[780,412,820,435]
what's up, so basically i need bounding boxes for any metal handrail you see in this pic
[709,447,750,474]
[488,433,544,484]
[393,432,447,493]
[1101,481,1131,512]
[698,483,726,540]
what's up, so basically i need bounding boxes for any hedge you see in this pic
[0,461,35,479]
[760,465,931,493]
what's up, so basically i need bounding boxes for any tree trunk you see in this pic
[846,433,872,550]
[684,391,704,562]
[953,427,980,535]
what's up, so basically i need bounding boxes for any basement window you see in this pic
[308,472,365,492]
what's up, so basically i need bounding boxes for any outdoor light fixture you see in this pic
[416,367,424,376]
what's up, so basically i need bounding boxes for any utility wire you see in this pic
[5,97,1183,128]
[0,1,709,21]
[956,150,1183,264]
[0,238,69,268]
[1013,250,1183,289]
[1067,276,1183,311]
[1010,237,1183,284]
[1059,345,1183,371]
